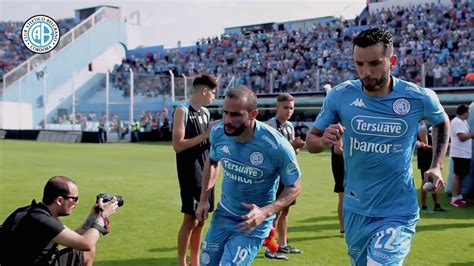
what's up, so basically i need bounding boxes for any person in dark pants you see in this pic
[416,119,447,212]
[172,75,218,266]
[331,138,345,233]
[97,122,106,144]
[264,93,305,260]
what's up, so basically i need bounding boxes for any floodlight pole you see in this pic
[106,71,110,131]
[421,63,426,87]
[130,68,134,129]
[316,68,320,91]
[43,73,48,129]
[18,77,23,129]
[169,70,175,102]
[71,72,76,125]
[182,74,187,101]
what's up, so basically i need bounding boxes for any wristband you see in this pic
[91,221,108,235]
[82,217,96,230]
[91,217,109,235]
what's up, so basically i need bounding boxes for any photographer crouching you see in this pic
[0,176,123,266]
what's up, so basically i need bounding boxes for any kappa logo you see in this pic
[350,98,366,108]
[221,145,231,155]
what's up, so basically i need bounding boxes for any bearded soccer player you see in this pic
[196,86,302,265]
[306,28,450,265]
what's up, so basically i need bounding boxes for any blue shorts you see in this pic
[200,205,267,266]
[343,210,419,266]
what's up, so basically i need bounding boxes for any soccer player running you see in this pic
[196,86,302,265]
[264,93,305,260]
[306,28,450,265]
[172,75,218,266]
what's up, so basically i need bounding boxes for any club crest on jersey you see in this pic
[201,252,210,264]
[392,98,411,115]
[286,163,298,175]
[250,151,264,166]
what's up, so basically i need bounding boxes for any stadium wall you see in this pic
[3,17,127,128]
[0,102,33,129]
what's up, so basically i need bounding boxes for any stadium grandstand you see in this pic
[0,0,473,142]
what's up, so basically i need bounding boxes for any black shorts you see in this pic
[419,167,428,181]
[452,157,471,177]
[331,148,344,193]
[180,186,215,215]
[276,181,296,206]
[56,248,84,266]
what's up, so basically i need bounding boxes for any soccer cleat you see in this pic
[433,204,447,212]
[278,245,303,254]
[263,227,279,253]
[264,249,288,260]
[420,205,433,213]
[450,199,466,208]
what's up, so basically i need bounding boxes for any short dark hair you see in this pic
[225,85,257,112]
[42,176,76,205]
[456,104,469,116]
[353,28,393,55]
[277,93,294,102]
[192,75,218,92]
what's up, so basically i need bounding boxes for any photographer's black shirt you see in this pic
[6,202,65,265]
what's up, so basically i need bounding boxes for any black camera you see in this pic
[96,193,124,207]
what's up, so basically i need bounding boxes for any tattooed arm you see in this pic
[424,113,450,193]
[237,179,301,233]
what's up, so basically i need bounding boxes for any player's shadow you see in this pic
[288,234,344,243]
[297,215,339,223]
[416,222,473,232]
[448,263,474,266]
[289,222,340,233]
[147,246,176,252]
[95,257,175,266]
[416,189,473,220]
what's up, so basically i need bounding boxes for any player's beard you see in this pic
[224,121,248,137]
[362,74,387,92]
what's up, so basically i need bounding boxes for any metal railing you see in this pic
[2,7,110,90]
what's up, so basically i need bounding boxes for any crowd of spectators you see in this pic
[110,0,472,97]
[2,1,472,98]
[50,107,171,134]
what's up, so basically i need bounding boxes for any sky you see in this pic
[0,0,366,48]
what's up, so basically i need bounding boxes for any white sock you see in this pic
[452,195,462,202]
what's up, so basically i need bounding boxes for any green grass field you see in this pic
[0,140,473,265]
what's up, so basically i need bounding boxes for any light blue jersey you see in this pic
[210,120,301,237]
[201,120,301,265]
[314,77,445,217]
